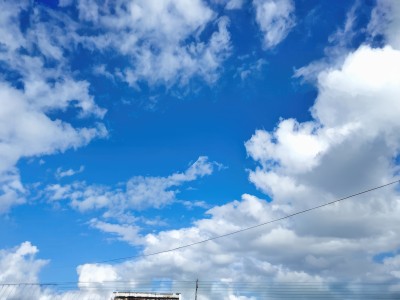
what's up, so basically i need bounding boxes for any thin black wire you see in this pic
[1,280,399,287]
[98,180,399,263]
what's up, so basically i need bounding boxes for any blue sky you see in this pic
[1,0,400,299]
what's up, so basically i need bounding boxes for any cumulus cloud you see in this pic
[68,194,327,299]
[244,40,400,256]
[240,6,400,293]
[248,45,400,195]
[0,1,107,213]
[71,192,399,299]
[0,82,106,173]
[0,242,113,299]
[0,242,47,284]
[253,0,295,49]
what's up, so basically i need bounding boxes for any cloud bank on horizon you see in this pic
[1,0,400,299]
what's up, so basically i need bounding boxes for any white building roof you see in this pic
[113,292,181,300]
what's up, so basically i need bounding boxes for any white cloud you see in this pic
[72,193,388,299]
[45,156,218,214]
[3,186,400,298]
[179,199,210,210]
[239,5,400,293]
[248,45,400,194]
[0,171,25,214]
[253,0,295,49]
[296,0,400,83]
[54,0,234,88]
[89,219,142,246]
[70,191,400,297]
[368,0,400,49]
[42,157,220,248]
[0,82,106,173]
[55,166,85,179]
[0,1,107,213]
[313,46,400,130]
[212,0,244,10]
[75,0,231,87]
[237,58,267,80]
[58,0,73,7]
[0,242,113,299]
[0,242,47,284]
[225,0,244,10]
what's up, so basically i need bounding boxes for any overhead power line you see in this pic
[98,180,399,263]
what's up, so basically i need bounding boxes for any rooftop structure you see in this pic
[113,292,181,300]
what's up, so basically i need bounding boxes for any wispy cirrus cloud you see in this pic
[212,0,244,10]
[45,156,219,213]
[43,156,221,254]
[253,0,295,49]
[55,166,85,179]
[65,0,232,87]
